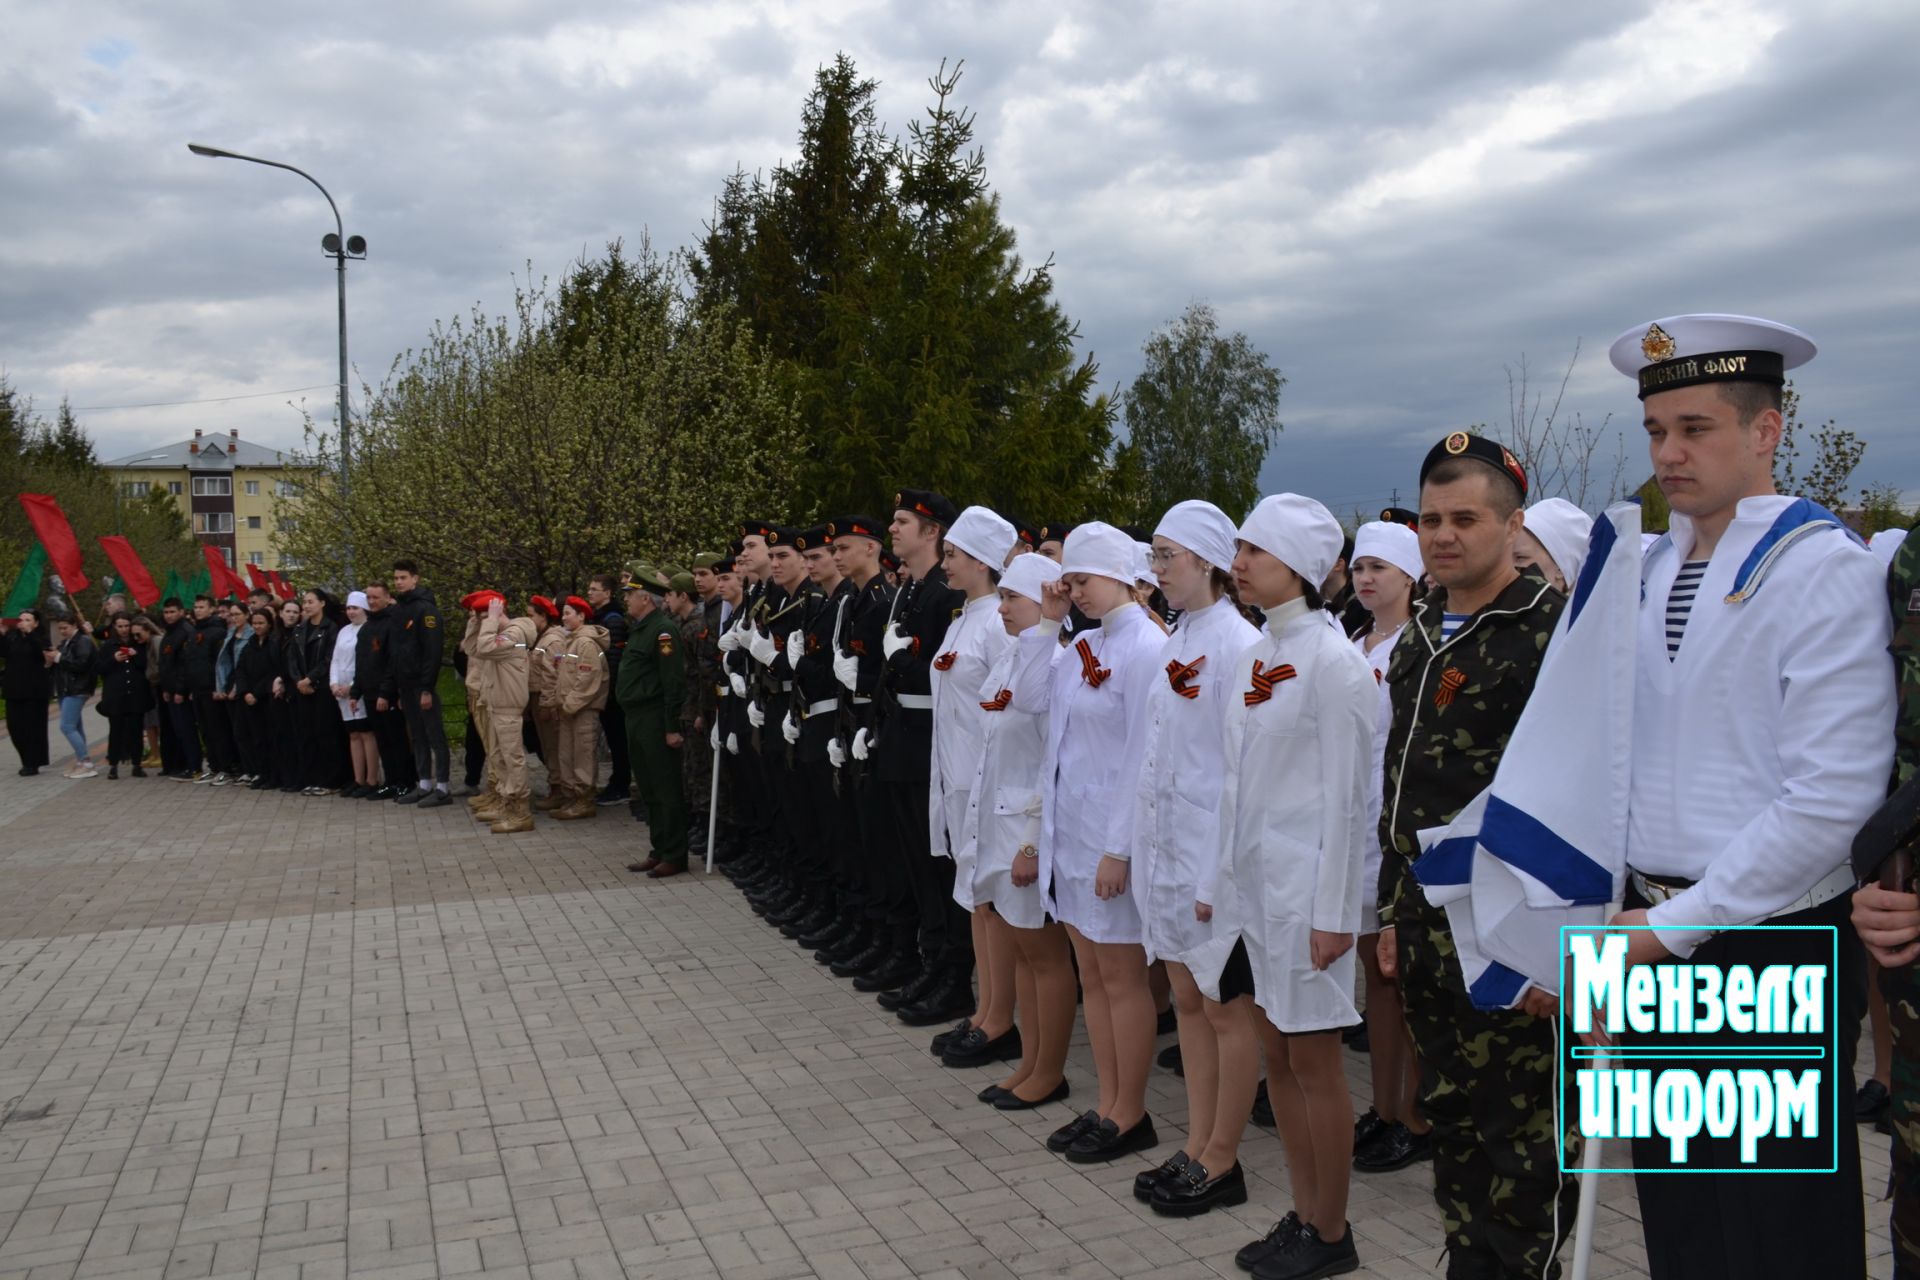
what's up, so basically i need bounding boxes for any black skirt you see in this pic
[1217,937,1256,1003]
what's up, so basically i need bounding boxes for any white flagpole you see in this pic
[1567,903,1622,1280]
[704,732,722,875]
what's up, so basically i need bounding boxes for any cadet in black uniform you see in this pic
[719,524,776,885]
[782,525,856,949]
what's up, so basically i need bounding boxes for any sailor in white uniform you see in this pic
[1611,313,1893,1280]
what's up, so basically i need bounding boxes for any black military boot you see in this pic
[877,960,940,1010]
[784,899,837,941]
[897,966,975,1027]
[815,921,871,965]
[831,935,890,979]
[857,948,922,995]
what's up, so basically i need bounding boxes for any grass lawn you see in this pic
[437,664,468,742]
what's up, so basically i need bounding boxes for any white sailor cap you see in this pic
[947,506,1017,571]
[1608,313,1815,401]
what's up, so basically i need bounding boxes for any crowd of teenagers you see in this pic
[3,313,1917,1280]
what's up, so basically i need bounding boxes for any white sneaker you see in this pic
[192,769,214,784]
[72,764,99,779]
[210,772,232,786]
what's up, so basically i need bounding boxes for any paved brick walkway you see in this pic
[0,758,1895,1278]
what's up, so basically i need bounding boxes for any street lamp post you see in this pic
[187,143,365,580]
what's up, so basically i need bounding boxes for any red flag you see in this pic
[17,493,90,593]
[245,564,272,593]
[200,544,249,600]
[97,536,161,608]
[267,570,296,601]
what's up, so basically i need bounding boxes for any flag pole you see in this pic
[704,737,722,875]
[1567,902,1622,1280]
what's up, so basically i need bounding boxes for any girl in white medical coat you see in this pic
[927,508,1019,1067]
[963,552,1075,1108]
[1120,501,1263,1218]
[1010,522,1167,1163]
[1197,494,1376,1267]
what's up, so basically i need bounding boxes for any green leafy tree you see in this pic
[1858,481,1911,536]
[1120,301,1284,523]
[1773,381,1865,510]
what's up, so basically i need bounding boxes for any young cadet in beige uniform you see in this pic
[549,595,610,820]
[471,594,539,833]
[526,596,564,810]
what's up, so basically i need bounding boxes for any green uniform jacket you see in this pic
[680,607,719,730]
[616,607,686,712]
[1378,567,1563,927]
[1890,524,1920,788]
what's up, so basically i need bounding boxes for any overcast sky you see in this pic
[5,0,1917,517]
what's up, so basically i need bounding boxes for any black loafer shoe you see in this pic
[993,1078,1069,1111]
[931,1019,974,1057]
[1353,1121,1433,1173]
[1064,1113,1157,1164]
[1352,1107,1386,1150]
[1046,1109,1102,1154]
[1157,1043,1184,1077]
[1250,1222,1357,1280]
[977,1084,1010,1105]
[1235,1213,1304,1273]
[1150,1160,1247,1218]
[941,1026,1022,1069]
[1250,1079,1275,1128]
[1133,1150,1191,1203]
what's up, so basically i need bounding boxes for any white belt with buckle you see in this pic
[1629,863,1854,916]
[803,698,838,719]
[896,693,933,710]
[853,696,871,706]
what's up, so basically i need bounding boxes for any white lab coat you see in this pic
[1115,598,1260,967]
[1353,622,1406,935]
[1193,597,1376,1029]
[957,634,1053,926]
[929,592,1013,865]
[331,621,364,722]
[1010,602,1164,943]
[1631,495,1894,956]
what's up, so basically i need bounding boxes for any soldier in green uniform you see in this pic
[617,567,690,879]
[1374,432,1572,1280]
[668,570,719,861]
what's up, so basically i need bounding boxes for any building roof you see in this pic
[102,430,311,471]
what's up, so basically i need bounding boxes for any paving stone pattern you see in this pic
[0,761,1896,1278]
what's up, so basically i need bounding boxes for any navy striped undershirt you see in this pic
[1666,561,1708,659]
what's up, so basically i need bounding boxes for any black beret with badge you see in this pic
[1379,506,1420,530]
[1418,430,1529,502]
[828,515,885,542]
[893,488,959,528]
[792,524,833,552]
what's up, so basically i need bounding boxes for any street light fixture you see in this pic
[187,142,366,578]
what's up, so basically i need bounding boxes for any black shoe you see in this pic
[941,1026,1022,1069]
[395,788,427,805]
[832,938,890,980]
[817,926,872,967]
[931,1019,974,1057]
[1251,1222,1357,1280]
[1353,1122,1432,1173]
[797,912,849,950]
[595,786,630,806]
[898,972,975,1027]
[416,790,450,809]
[108,765,119,780]
[278,784,301,793]
[993,1078,1069,1111]
[1236,1212,1304,1273]
[1440,1248,1505,1280]
[1150,1160,1247,1218]
[876,964,938,1009]
[782,904,835,940]
[1251,1079,1275,1128]
[1157,1043,1184,1077]
[1046,1109,1102,1154]
[977,1084,1010,1105]
[1133,1150,1191,1203]
[15,767,29,777]
[1156,1007,1177,1035]
[372,785,399,800]
[134,767,149,779]
[1857,1079,1892,1124]
[854,951,920,994]
[1352,1107,1386,1150]
[1064,1113,1157,1164]
[1342,1021,1369,1053]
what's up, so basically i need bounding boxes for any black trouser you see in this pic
[399,688,450,784]
[463,712,485,787]
[1627,887,1865,1280]
[270,694,300,785]
[235,699,269,777]
[6,697,49,770]
[371,704,415,789]
[298,691,347,789]
[193,691,235,774]
[105,711,143,766]
[599,699,629,795]
[793,756,838,894]
[856,771,917,947]
[886,775,971,969]
[166,696,201,772]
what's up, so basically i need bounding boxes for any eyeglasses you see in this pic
[1147,547,1185,567]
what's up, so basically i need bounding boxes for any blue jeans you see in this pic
[58,695,89,763]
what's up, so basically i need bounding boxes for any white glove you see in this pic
[728,671,747,698]
[725,732,739,756]
[716,626,742,653]
[781,711,800,745]
[827,738,846,769]
[851,727,870,761]
[881,623,911,661]
[833,650,860,691]
[747,628,778,666]
[709,722,719,751]
[747,701,765,729]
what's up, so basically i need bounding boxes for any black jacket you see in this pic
[157,618,194,695]
[595,602,629,675]
[389,586,444,693]
[289,619,338,690]
[53,633,98,699]
[2,626,53,701]
[183,614,226,692]
[95,635,153,716]
[237,629,280,704]
[354,608,398,702]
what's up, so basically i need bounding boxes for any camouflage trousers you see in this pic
[682,719,716,825]
[1396,896,1577,1278]
[1885,962,1920,1279]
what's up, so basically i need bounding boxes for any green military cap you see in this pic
[623,558,654,579]
[624,565,671,594]
[691,552,724,570]
[667,572,697,596]
[658,564,688,583]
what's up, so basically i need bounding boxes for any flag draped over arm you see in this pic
[17,494,90,594]
[99,537,162,608]
[4,544,48,618]
[1411,501,1641,1009]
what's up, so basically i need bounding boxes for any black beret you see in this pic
[1011,519,1039,549]
[764,524,804,548]
[1419,431,1528,503]
[1378,506,1420,530]
[792,524,833,551]
[738,519,775,542]
[1038,522,1075,545]
[893,488,959,528]
[829,515,886,542]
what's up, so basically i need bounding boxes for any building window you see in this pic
[194,512,234,534]
[221,546,235,566]
[168,481,183,496]
[248,551,265,566]
[121,481,150,498]
[277,517,299,533]
[279,554,299,569]
[247,515,262,530]
[275,480,300,497]
[192,477,232,497]
[244,480,260,496]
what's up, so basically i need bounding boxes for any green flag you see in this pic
[186,565,210,599]
[3,544,47,617]
[160,568,185,607]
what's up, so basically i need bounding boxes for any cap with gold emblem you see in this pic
[1378,506,1420,530]
[738,519,776,542]
[1418,430,1528,502]
[792,524,833,552]
[1038,522,1075,547]
[1010,519,1039,551]
[892,488,959,528]
[828,515,885,542]
[1608,313,1815,401]
[624,565,671,594]
[765,524,803,548]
